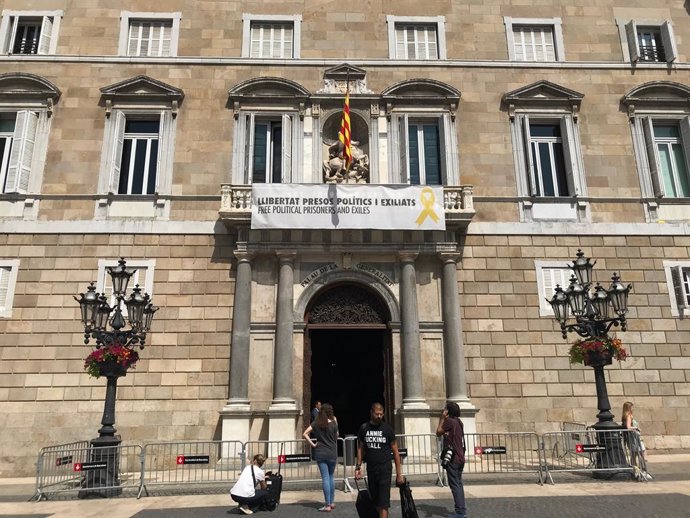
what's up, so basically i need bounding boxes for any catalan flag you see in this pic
[338,87,352,170]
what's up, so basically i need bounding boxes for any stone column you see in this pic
[221,250,254,451]
[269,251,299,444]
[398,252,426,407]
[272,251,297,405]
[438,253,477,435]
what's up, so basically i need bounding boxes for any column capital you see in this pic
[233,250,255,263]
[276,250,297,263]
[398,251,419,263]
[438,252,461,265]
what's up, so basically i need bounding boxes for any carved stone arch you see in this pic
[307,284,389,325]
[622,81,690,114]
[0,72,61,103]
[381,79,461,103]
[295,271,400,324]
[228,76,311,102]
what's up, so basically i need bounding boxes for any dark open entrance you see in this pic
[309,329,386,436]
[303,283,392,437]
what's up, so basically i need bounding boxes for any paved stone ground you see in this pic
[128,493,690,518]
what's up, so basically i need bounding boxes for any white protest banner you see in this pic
[251,184,445,230]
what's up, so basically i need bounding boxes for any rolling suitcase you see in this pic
[399,478,419,518]
[355,478,378,518]
[261,443,284,511]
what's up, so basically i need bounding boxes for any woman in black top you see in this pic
[303,403,339,511]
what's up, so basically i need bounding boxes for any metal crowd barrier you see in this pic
[462,432,544,484]
[244,440,322,486]
[138,440,244,498]
[553,422,591,461]
[395,433,444,485]
[541,428,638,484]
[33,442,142,500]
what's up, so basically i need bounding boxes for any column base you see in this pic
[399,403,431,435]
[268,403,300,454]
[220,401,252,457]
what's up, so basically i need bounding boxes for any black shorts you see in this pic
[366,464,392,509]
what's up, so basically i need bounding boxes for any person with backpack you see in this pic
[436,401,467,518]
[230,454,269,515]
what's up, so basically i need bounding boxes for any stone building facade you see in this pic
[0,0,689,475]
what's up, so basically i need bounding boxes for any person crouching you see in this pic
[230,454,269,515]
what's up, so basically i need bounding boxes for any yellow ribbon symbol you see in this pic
[415,187,440,226]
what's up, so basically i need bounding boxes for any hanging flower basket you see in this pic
[84,343,139,379]
[568,337,627,366]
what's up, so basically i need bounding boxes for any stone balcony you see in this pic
[219,184,475,229]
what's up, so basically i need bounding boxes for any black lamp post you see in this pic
[74,258,157,497]
[547,250,632,472]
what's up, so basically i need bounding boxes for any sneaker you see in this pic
[318,505,332,512]
[644,472,654,481]
[239,505,253,515]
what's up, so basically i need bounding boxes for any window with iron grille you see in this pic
[0,11,62,55]
[622,19,677,63]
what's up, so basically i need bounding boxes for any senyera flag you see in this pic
[338,87,352,169]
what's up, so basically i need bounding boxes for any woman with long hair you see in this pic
[303,402,339,511]
[622,401,652,480]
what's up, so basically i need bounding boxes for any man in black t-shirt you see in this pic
[355,402,404,518]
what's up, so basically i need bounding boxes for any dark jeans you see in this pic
[231,489,269,509]
[445,461,466,518]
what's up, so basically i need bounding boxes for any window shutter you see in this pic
[678,117,690,184]
[671,266,688,311]
[0,267,9,310]
[246,114,255,182]
[642,117,664,197]
[7,17,18,54]
[399,115,410,183]
[160,22,172,56]
[625,21,640,62]
[281,114,293,183]
[128,22,141,56]
[521,116,538,196]
[395,27,405,59]
[661,21,677,63]
[560,117,581,196]
[157,111,173,192]
[5,110,38,193]
[438,116,448,185]
[109,111,127,193]
[37,16,54,54]
[542,267,569,312]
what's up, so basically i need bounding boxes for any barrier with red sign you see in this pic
[462,432,543,484]
[541,429,639,484]
[32,443,141,500]
[138,440,244,497]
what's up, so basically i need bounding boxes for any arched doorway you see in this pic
[303,283,392,436]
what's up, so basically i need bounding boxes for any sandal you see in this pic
[318,505,332,512]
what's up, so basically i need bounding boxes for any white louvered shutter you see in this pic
[521,116,538,196]
[38,16,53,54]
[281,114,293,183]
[642,117,664,197]
[542,267,570,311]
[109,111,127,193]
[671,266,689,311]
[560,117,581,196]
[625,21,640,62]
[661,21,678,63]
[5,110,38,193]
[399,115,410,183]
[678,117,690,184]
[7,17,18,53]
[0,267,9,310]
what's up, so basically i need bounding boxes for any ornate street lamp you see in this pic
[74,258,158,497]
[547,250,632,473]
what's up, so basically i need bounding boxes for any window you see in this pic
[229,78,308,184]
[386,16,446,60]
[0,110,38,194]
[504,17,564,62]
[663,261,690,317]
[407,120,443,185]
[621,20,677,63]
[97,259,155,318]
[382,79,460,185]
[242,14,301,58]
[623,83,690,220]
[536,261,571,317]
[504,81,587,221]
[0,11,62,55]
[98,76,183,218]
[0,259,20,318]
[118,12,181,57]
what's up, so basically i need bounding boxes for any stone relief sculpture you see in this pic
[322,139,370,184]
